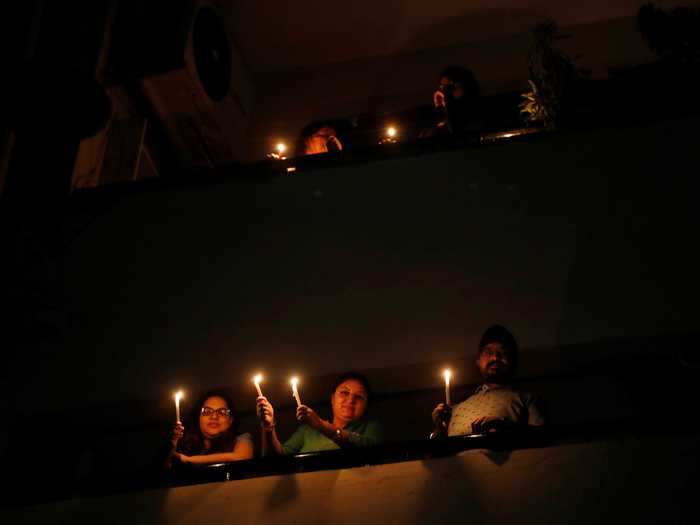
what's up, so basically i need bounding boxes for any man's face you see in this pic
[476,342,514,383]
[438,76,464,99]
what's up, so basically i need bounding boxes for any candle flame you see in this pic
[386,126,397,138]
[253,374,263,385]
[174,390,184,402]
[443,369,452,382]
[275,142,287,154]
[290,376,299,388]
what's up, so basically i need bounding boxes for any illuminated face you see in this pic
[476,342,514,383]
[198,396,232,439]
[304,126,337,155]
[331,379,368,423]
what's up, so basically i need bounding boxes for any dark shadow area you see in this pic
[3,7,700,523]
[3,112,700,509]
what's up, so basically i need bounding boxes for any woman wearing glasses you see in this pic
[257,372,383,455]
[166,389,253,469]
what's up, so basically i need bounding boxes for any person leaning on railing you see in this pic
[431,325,545,438]
[165,389,253,471]
[257,372,384,455]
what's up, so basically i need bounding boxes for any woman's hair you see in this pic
[440,65,480,99]
[330,371,373,400]
[177,388,240,455]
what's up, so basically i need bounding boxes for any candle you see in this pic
[174,390,184,423]
[443,369,452,406]
[290,376,302,407]
[253,374,264,397]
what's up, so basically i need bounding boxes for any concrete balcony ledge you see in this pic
[3,424,697,524]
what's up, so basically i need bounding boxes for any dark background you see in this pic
[2,0,700,508]
[3,117,699,502]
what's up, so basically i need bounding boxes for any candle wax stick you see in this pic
[291,379,302,407]
[253,375,263,397]
[443,370,452,406]
[174,392,183,423]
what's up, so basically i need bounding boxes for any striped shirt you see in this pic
[447,384,544,436]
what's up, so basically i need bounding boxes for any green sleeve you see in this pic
[345,419,384,448]
[282,425,308,456]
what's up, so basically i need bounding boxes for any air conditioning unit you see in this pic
[72,91,160,190]
[106,0,254,168]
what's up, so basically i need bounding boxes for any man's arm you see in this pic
[526,395,546,427]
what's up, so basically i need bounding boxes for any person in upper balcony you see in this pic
[298,120,344,156]
[257,372,383,455]
[165,389,253,471]
[431,325,545,438]
[421,65,481,138]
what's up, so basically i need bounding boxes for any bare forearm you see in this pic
[262,427,284,456]
[163,442,178,471]
[184,451,247,465]
[181,438,253,465]
[311,419,351,448]
[163,452,175,471]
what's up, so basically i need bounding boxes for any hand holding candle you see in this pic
[253,374,266,422]
[174,390,184,423]
[290,376,302,407]
[253,374,264,397]
[443,369,452,406]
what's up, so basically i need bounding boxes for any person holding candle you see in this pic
[431,325,545,438]
[257,372,383,455]
[297,120,345,156]
[420,65,481,139]
[165,389,253,471]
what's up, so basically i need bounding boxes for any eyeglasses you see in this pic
[200,407,231,417]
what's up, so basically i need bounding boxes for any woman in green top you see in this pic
[257,372,383,455]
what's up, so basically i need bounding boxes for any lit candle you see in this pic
[275,142,287,157]
[290,376,302,407]
[174,390,184,423]
[443,369,452,406]
[253,374,264,397]
[386,126,397,139]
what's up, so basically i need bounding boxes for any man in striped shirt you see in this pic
[431,325,544,438]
